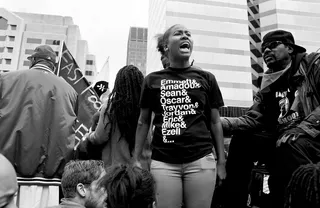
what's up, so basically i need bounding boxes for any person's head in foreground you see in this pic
[27,45,57,72]
[99,164,156,208]
[284,162,320,208]
[156,24,193,69]
[61,160,107,208]
[0,154,18,208]
[261,30,306,71]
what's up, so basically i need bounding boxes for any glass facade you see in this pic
[126,27,148,75]
[148,0,253,107]
[148,0,320,107]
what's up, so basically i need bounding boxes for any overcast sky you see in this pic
[2,0,149,88]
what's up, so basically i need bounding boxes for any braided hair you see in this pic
[104,65,144,154]
[99,164,156,208]
[284,162,320,208]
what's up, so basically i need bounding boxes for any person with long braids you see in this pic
[284,162,320,208]
[133,24,226,208]
[86,65,144,167]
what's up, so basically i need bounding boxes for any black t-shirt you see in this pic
[275,88,304,134]
[140,66,224,164]
[274,68,305,134]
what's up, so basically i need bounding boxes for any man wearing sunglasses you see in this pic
[221,30,320,208]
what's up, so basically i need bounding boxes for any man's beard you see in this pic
[266,61,280,70]
[84,194,98,208]
[265,58,285,72]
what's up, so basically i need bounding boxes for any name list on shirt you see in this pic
[160,79,201,143]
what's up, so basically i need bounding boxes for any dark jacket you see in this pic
[0,64,78,178]
[222,53,320,138]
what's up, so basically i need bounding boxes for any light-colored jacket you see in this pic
[89,104,133,167]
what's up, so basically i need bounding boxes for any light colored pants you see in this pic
[151,153,216,208]
[15,185,59,208]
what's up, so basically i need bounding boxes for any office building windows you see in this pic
[0,36,5,41]
[0,47,4,53]
[131,27,137,39]
[10,25,17,30]
[0,58,2,64]
[23,60,30,66]
[144,29,148,40]
[138,28,143,40]
[7,47,13,53]
[0,17,8,30]
[27,38,41,44]
[45,39,60,45]
[85,70,93,76]
[25,49,34,54]
[5,59,11,65]
[86,60,93,65]
[9,36,15,41]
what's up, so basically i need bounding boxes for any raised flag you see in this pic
[91,56,110,97]
[93,81,109,97]
[58,42,101,149]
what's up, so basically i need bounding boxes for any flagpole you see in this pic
[56,40,64,76]
[92,56,110,87]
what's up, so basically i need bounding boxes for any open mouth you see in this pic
[264,55,274,62]
[179,42,190,52]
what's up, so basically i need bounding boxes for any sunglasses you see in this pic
[261,41,284,53]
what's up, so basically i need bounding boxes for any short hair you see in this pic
[99,164,156,208]
[61,160,104,198]
[284,162,320,208]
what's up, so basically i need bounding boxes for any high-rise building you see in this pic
[85,54,97,84]
[248,0,320,90]
[251,0,320,69]
[148,0,320,107]
[0,8,97,82]
[126,27,148,75]
[148,0,253,107]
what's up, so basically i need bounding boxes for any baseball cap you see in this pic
[27,45,57,63]
[262,30,306,53]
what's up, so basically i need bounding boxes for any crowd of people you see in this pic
[0,24,320,208]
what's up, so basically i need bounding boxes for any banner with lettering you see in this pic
[58,42,101,149]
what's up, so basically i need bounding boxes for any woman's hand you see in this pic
[91,111,100,131]
[90,104,111,144]
[216,161,226,185]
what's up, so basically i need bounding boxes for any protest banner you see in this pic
[58,42,101,149]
